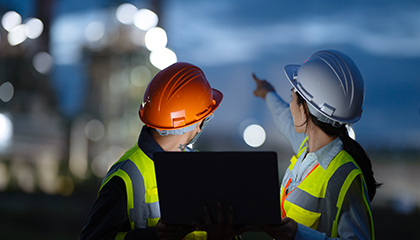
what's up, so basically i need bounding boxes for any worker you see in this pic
[79,62,223,240]
[252,50,381,239]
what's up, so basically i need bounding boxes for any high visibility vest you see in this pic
[280,137,375,239]
[99,144,208,240]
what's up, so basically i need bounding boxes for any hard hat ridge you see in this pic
[160,66,207,107]
[140,62,223,130]
[284,50,364,126]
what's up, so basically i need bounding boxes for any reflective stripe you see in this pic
[100,161,126,192]
[148,201,161,218]
[287,188,321,213]
[121,160,146,228]
[282,143,374,238]
[101,145,207,239]
[319,161,358,236]
[114,170,134,228]
[100,145,161,230]
[285,161,358,235]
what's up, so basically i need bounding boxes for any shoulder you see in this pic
[100,175,127,198]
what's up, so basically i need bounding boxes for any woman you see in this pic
[252,50,381,240]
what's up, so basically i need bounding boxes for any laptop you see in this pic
[153,151,281,228]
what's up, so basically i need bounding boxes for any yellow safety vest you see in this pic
[99,144,207,240]
[280,137,375,239]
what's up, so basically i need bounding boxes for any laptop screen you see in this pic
[153,151,281,227]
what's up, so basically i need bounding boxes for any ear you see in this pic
[299,102,308,118]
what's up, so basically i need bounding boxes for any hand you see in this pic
[156,220,194,240]
[262,217,298,240]
[252,73,276,99]
[192,202,251,240]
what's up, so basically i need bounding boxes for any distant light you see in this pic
[84,21,105,42]
[129,116,142,134]
[33,52,54,74]
[91,155,108,178]
[243,124,266,147]
[24,18,43,39]
[37,153,59,195]
[92,146,125,178]
[85,119,105,141]
[12,160,35,193]
[1,11,22,32]
[346,124,356,140]
[116,3,138,25]
[133,9,158,31]
[0,113,13,149]
[145,27,167,51]
[69,118,88,179]
[130,65,151,87]
[129,27,146,46]
[0,82,14,102]
[7,24,27,46]
[149,48,177,70]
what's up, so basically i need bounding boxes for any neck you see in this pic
[151,129,192,151]
[305,121,336,153]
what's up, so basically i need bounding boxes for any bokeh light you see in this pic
[0,82,14,102]
[91,154,108,178]
[116,3,138,25]
[33,52,54,74]
[346,124,356,140]
[8,24,27,46]
[12,160,35,193]
[24,18,43,39]
[84,21,105,42]
[149,48,177,70]
[130,65,151,87]
[133,8,158,31]
[37,152,59,194]
[91,145,125,178]
[69,118,89,179]
[1,11,22,32]
[0,113,13,150]
[145,27,167,51]
[85,119,105,141]
[243,124,266,147]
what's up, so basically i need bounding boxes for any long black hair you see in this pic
[296,93,381,201]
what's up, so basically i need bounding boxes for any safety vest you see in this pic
[280,137,375,239]
[99,144,208,240]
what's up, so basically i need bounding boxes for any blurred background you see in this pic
[0,0,419,239]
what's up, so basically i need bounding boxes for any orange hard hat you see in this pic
[139,62,223,130]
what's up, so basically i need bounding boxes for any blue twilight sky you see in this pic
[163,0,420,151]
[1,0,419,151]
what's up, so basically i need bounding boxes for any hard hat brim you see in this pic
[211,88,223,113]
[284,64,300,86]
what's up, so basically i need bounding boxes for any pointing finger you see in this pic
[252,73,262,82]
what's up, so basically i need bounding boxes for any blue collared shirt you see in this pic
[287,137,343,191]
[266,92,372,240]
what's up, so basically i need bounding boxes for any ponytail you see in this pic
[296,93,381,201]
[311,116,381,201]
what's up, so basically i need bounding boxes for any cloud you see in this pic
[167,2,420,66]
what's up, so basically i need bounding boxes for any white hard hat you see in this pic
[284,50,364,127]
